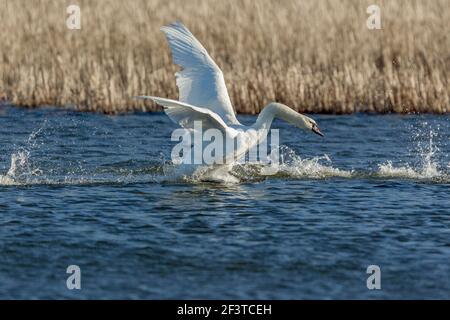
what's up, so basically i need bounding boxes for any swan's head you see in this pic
[299,114,324,137]
[258,102,324,137]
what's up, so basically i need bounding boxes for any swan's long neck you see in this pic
[253,103,306,131]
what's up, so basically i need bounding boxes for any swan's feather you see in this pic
[160,22,239,126]
[136,96,239,138]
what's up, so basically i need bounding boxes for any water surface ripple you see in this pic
[0,106,449,299]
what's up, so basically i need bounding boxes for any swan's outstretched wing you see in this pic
[136,96,239,138]
[161,22,239,126]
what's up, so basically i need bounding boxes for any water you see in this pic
[0,105,449,299]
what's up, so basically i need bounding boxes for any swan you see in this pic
[137,22,323,178]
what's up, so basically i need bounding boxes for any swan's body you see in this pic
[137,22,323,178]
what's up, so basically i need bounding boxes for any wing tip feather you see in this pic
[160,21,188,35]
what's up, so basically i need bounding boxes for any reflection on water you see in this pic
[0,106,449,299]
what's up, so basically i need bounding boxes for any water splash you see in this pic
[0,124,46,185]
[273,146,351,179]
[1,119,448,186]
[162,145,351,184]
[376,123,447,182]
[2,150,41,183]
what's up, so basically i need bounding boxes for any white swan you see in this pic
[137,22,323,176]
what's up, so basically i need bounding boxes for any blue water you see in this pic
[0,105,449,299]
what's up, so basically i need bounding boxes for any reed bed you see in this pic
[0,0,448,114]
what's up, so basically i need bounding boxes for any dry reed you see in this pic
[0,0,449,114]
